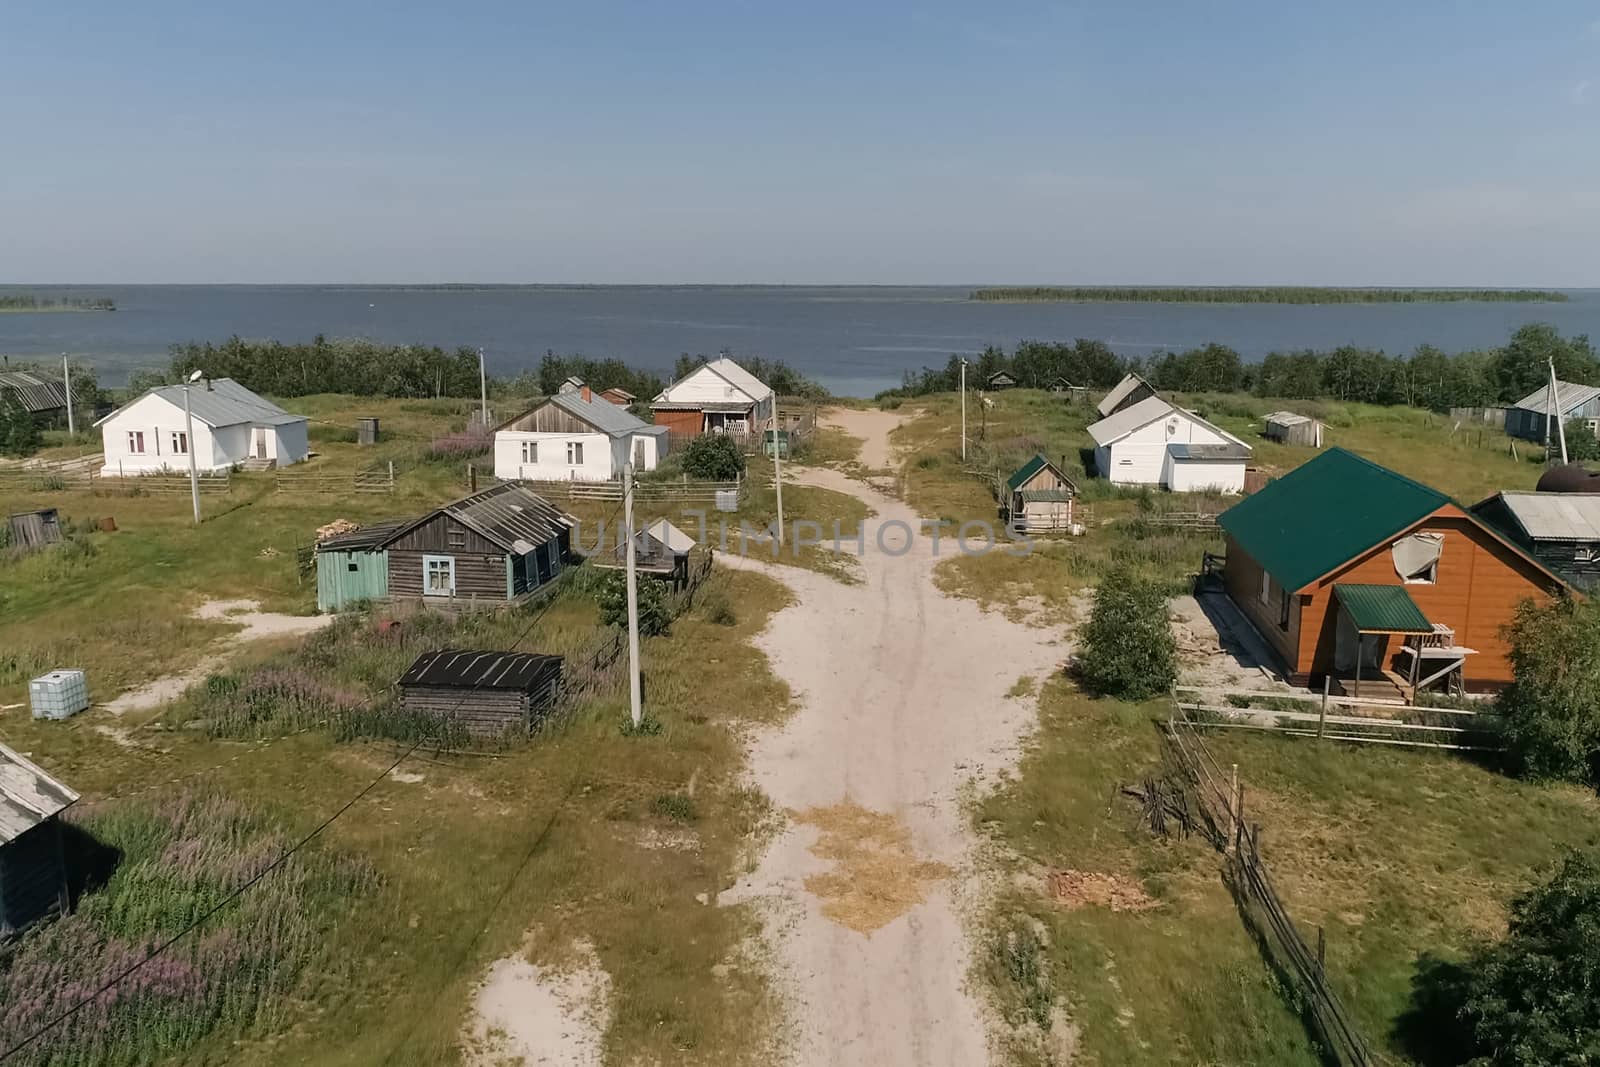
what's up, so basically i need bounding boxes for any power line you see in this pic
[0,496,626,1062]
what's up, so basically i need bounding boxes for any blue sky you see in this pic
[3,1,1598,284]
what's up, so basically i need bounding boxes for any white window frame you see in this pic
[521,440,537,464]
[171,430,188,455]
[422,554,456,597]
[127,430,146,454]
[566,441,584,465]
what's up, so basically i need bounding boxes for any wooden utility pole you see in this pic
[61,354,74,436]
[960,358,968,461]
[478,347,490,429]
[771,402,784,546]
[624,462,643,729]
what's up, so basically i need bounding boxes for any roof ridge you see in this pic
[1324,446,1449,503]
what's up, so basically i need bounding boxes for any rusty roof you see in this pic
[0,741,79,846]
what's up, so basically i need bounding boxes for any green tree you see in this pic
[595,569,672,636]
[1563,419,1600,463]
[1496,594,1600,787]
[1493,324,1598,403]
[1075,565,1177,700]
[1458,850,1600,1065]
[680,435,745,480]
[0,386,41,457]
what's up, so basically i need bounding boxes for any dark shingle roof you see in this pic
[399,649,563,690]
[0,371,67,414]
[1217,448,1449,592]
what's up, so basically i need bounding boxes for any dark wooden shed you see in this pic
[399,649,564,739]
[7,508,62,551]
[1,742,79,938]
[382,483,574,605]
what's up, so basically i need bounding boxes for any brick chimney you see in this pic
[581,385,592,402]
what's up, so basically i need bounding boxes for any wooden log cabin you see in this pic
[382,483,574,607]
[1,742,79,938]
[398,649,564,739]
[1216,448,1570,696]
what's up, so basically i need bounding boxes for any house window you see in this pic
[423,555,456,596]
[567,441,584,465]
[1279,589,1291,630]
[447,527,467,548]
[127,431,146,454]
[347,559,360,573]
[171,431,188,455]
[521,440,537,464]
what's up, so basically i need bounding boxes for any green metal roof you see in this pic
[1216,448,1449,591]
[1006,453,1049,492]
[1334,584,1434,633]
[1020,489,1072,503]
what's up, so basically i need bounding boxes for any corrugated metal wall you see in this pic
[316,550,390,612]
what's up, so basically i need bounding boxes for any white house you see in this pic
[95,378,308,477]
[1087,395,1251,493]
[649,357,774,437]
[494,386,670,483]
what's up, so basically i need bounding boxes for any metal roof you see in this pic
[1488,491,1600,542]
[650,400,752,414]
[1020,489,1072,503]
[549,391,657,438]
[399,649,563,690]
[443,483,573,553]
[317,519,412,552]
[1168,442,1252,461]
[1511,380,1600,415]
[1005,453,1076,493]
[0,371,68,414]
[1096,373,1153,417]
[1334,584,1434,634]
[702,357,772,401]
[95,377,304,429]
[1264,411,1315,427]
[0,742,79,847]
[1087,395,1176,446]
[641,518,696,554]
[1217,448,1449,592]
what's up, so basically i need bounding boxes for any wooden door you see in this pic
[253,427,268,458]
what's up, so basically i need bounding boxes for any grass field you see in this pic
[0,395,803,1064]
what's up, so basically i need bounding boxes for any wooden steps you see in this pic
[1329,670,1412,705]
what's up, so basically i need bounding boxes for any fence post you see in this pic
[1316,926,1327,977]
[1319,677,1330,740]
[388,460,395,491]
[1227,763,1239,855]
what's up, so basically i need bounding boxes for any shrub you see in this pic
[1453,850,1600,1064]
[652,793,697,822]
[595,569,672,636]
[1563,418,1600,463]
[0,386,41,457]
[701,590,737,626]
[1075,564,1177,700]
[680,434,745,480]
[427,426,493,459]
[1496,594,1600,786]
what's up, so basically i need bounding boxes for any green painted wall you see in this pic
[317,550,390,612]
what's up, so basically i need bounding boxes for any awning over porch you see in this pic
[1333,583,1433,634]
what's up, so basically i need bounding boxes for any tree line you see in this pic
[0,294,116,311]
[970,286,1569,304]
[882,324,1597,411]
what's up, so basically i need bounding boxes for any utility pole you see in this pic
[959,358,967,462]
[624,462,643,729]
[61,354,74,436]
[182,370,203,524]
[771,401,784,546]
[1550,357,1569,465]
[478,347,489,429]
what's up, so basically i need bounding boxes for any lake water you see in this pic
[3,285,1599,397]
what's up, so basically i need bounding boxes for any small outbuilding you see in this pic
[599,387,636,407]
[1,742,79,937]
[1505,380,1600,443]
[599,518,699,586]
[384,483,574,604]
[1262,411,1324,448]
[1471,490,1600,591]
[985,370,1017,391]
[1005,454,1078,533]
[399,649,564,739]
[0,370,69,424]
[315,519,408,612]
[1047,377,1088,401]
[7,508,62,551]
[1095,373,1158,418]
[1087,395,1252,492]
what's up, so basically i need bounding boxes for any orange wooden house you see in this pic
[1217,448,1569,695]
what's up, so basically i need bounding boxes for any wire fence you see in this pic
[1162,700,1375,1067]
[275,462,396,495]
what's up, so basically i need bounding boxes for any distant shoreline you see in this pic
[970,286,1570,305]
[0,306,116,314]
[0,296,116,313]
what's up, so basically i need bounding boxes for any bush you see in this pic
[595,569,672,636]
[680,435,745,480]
[0,386,41,458]
[1075,565,1177,700]
[1563,418,1600,463]
[1496,595,1600,787]
[1451,850,1600,1064]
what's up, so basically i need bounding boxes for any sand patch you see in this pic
[467,937,611,1067]
[795,802,953,934]
[1046,869,1160,913]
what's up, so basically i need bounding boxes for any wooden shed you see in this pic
[315,519,408,612]
[399,649,564,739]
[7,508,62,551]
[1218,448,1569,696]
[985,370,1017,391]
[1472,491,1600,591]
[382,483,574,605]
[1262,411,1324,448]
[1,742,79,938]
[1005,454,1078,533]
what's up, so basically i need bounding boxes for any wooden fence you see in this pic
[1163,704,1375,1067]
[494,475,748,506]
[0,468,234,496]
[277,463,396,495]
[1174,685,1502,752]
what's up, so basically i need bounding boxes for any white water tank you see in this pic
[30,670,89,720]
[714,489,739,512]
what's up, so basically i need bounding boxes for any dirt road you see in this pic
[724,408,1063,1065]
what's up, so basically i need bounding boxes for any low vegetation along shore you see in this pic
[969,286,1569,304]
[0,295,116,312]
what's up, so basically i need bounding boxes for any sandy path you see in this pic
[825,407,907,471]
[723,411,1064,1066]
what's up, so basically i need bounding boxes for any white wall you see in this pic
[495,431,614,482]
[273,421,309,466]
[99,394,226,476]
[608,432,663,474]
[1164,456,1247,493]
[660,366,757,408]
[1100,411,1243,488]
